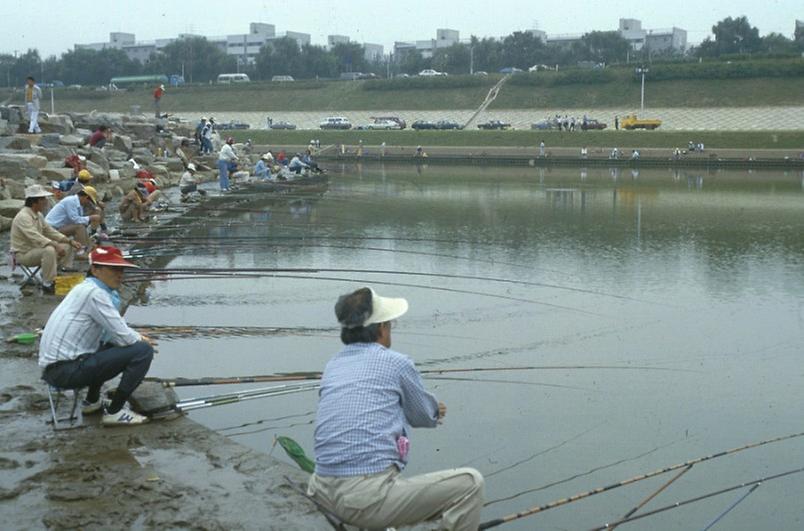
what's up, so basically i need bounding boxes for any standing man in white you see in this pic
[25,76,42,134]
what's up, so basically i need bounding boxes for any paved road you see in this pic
[177,106,804,132]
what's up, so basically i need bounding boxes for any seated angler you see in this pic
[45,186,101,253]
[288,152,309,174]
[308,287,484,531]
[254,153,273,180]
[38,246,154,425]
[179,163,207,201]
[10,185,82,293]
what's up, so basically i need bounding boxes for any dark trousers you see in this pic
[42,341,154,402]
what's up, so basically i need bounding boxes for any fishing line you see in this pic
[476,430,804,529]
[699,482,761,531]
[216,411,316,432]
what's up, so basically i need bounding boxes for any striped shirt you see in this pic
[313,342,439,477]
[38,279,141,367]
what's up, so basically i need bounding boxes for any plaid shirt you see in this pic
[313,342,439,477]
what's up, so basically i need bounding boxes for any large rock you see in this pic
[112,134,133,154]
[38,133,62,148]
[0,178,26,199]
[0,199,24,218]
[165,159,185,172]
[35,146,72,161]
[59,134,84,147]
[103,148,129,162]
[0,215,11,232]
[127,381,179,416]
[116,166,137,180]
[38,113,75,135]
[87,148,110,172]
[0,153,48,170]
[0,136,32,150]
[85,160,108,180]
[41,167,74,181]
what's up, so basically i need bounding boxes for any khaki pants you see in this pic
[308,467,484,531]
[58,224,89,248]
[15,245,74,283]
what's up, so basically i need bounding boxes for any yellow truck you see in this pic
[621,114,662,130]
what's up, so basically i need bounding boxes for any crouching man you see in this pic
[308,287,484,531]
[38,246,155,426]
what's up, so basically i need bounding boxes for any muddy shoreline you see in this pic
[0,195,329,530]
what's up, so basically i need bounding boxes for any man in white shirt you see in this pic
[38,246,155,426]
[25,76,42,134]
[179,163,206,201]
[45,187,100,250]
[217,137,237,192]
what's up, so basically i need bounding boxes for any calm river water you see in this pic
[128,164,804,530]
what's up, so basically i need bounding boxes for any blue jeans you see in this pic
[42,341,154,402]
[202,138,212,154]
[218,160,230,190]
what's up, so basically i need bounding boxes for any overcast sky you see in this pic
[2,0,800,58]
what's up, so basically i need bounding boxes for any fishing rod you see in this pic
[150,365,687,388]
[586,468,804,531]
[175,382,321,411]
[124,266,644,308]
[123,271,608,317]
[477,429,804,529]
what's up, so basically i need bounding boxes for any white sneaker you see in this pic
[102,404,149,426]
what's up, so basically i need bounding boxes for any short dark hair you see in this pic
[24,197,41,207]
[98,125,109,132]
[335,287,381,344]
[26,76,34,82]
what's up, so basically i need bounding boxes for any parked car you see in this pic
[473,71,489,76]
[411,120,438,130]
[581,119,607,131]
[418,69,447,77]
[367,119,403,130]
[436,120,462,130]
[271,75,295,82]
[217,120,251,130]
[531,119,558,130]
[371,116,406,129]
[499,67,524,74]
[528,64,551,72]
[319,116,352,130]
[477,120,512,130]
[268,120,296,130]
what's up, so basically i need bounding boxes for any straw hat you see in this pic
[24,184,53,199]
[81,185,98,204]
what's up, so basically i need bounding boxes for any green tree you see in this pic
[60,48,142,85]
[11,49,41,86]
[578,31,630,64]
[698,16,762,56]
[149,37,235,83]
[397,50,430,75]
[299,44,338,78]
[432,43,471,74]
[330,42,368,74]
[796,22,804,51]
[255,37,302,79]
[500,32,547,69]
[760,33,797,54]
[0,54,15,87]
[469,36,502,73]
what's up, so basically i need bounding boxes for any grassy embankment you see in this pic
[231,129,804,150]
[3,74,804,113]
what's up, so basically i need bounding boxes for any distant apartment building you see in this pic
[74,22,310,65]
[526,29,547,43]
[543,18,686,53]
[394,28,460,59]
[645,27,687,54]
[327,35,350,49]
[327,35,384,61]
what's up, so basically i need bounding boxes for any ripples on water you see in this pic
[128,164,804,530]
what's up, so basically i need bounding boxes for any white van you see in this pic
[217,73,251,84]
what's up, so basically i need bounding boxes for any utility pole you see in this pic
[470,46,474,75]
[636,66,649,113]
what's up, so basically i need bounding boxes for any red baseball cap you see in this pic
[89,246,139,268]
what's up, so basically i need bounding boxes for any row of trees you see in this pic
[1,16,802,87]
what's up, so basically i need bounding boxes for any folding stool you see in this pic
[45,384,84,430]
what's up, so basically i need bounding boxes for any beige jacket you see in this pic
[10,206,69,254]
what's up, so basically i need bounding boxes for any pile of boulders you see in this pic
[0,107,244,232]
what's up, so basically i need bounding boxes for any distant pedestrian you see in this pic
[24,76,42,134]
[201,118,214,154]
[153,84,165,118]
[195,117,207,153]
[614,116,619,131]
[539,140,545,157]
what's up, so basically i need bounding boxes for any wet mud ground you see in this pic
[0,191,329,530]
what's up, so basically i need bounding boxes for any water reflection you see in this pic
[128,164,804,530]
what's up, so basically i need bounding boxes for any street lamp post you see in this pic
[636,66,649,113]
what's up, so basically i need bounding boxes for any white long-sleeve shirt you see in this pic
[38,279,141,367]
[45,194,90,229]
[218,143,237,162]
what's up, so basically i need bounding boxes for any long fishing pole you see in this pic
[126,265,649,304]
[151,365,689,388]
[477,430,804,529]
[699,482,761,531]
[586,470,795,531]
[175,382,320,411]
[122,271,613,316]
[607,464,693,530]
